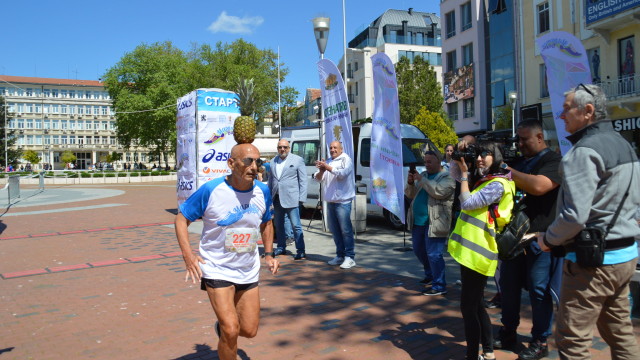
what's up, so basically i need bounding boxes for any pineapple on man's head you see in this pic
[234,78,257,144]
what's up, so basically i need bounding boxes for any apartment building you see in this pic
[518,0,639,153]
[0,75,158,170]
[338,8,443,122]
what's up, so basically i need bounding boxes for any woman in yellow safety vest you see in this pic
[448,142,515,360]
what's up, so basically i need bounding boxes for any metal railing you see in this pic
[596,75,639,100]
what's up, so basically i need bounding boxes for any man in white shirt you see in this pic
[314,141,356,269]
[175,143,279,360]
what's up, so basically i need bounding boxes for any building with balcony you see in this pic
[518,0,639,154]
[440,0,518,136]
[337,8,443,122]
[0,75,161,170]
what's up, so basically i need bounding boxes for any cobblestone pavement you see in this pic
[0,182,637,359]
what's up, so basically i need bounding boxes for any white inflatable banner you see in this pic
[536,31,592,155]
[370,53,405,224]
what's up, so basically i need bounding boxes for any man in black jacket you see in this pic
[495,120,563,360]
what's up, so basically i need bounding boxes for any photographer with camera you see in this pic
[405,151,455,296]
[537,84,640,359]
[493,120,563,360]
[448,142,515,360]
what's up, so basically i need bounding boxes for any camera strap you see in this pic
[603,161,634,239]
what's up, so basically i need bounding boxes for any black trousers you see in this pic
[460,264,493,360]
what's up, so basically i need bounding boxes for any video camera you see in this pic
[477,133,521,164]
[451,144,479,163]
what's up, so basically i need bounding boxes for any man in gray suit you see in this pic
[268,139,308,260]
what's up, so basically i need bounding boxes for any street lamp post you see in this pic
[508,91,518,146]
[312,17,330,161]
[313,17,330,232]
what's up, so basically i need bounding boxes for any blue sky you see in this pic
[3,0,439,101]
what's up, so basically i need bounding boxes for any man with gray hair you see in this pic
[538,84,640,359]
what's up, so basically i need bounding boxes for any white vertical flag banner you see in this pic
[317,59,354,164]
[370,53,405,224]
[536,31,592,155]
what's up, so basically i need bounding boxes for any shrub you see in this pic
[93,173,104,178]
[117,172,127,177]
[129,172,139,176]
[140,172,150,177]
[160,171,169,175]
[151,171,160,176]
[105,173,116,178]
[80,172,91,178]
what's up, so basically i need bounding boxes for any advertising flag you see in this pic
[370,53,405,224]
[317,59,354,164]
[536,31,592,155]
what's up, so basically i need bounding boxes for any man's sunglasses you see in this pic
[235,157,263,167]
[277,146,289,149]
[575,83,595,97]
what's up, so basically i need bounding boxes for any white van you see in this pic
[281,123,440,229]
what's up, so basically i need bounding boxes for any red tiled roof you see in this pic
[0,75,103,87]
[307,88,321,101]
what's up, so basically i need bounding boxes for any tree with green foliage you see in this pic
[60,151,77,168]
[396,56,444,124]
[22,150,41,167]
[186,40,299,121]
[410,108,459,153]
[103,40,299,165]
[102,41,190,168]
[0,96,21,168]
[493,104,513,131]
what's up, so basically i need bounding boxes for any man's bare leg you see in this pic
[207,285,260,360]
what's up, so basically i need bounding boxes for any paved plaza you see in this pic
[0,182,638,359]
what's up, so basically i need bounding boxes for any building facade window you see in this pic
[446,50,457,72]
[461,2,472,31]
[540,64,549,98]
[537,2,549,34]
[447,102,459,121]
[462,43,473,66]
[446,11,456,38]
[463,98,475,118]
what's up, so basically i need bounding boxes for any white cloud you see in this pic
[208,11,264,34]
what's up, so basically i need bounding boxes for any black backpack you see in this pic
[491,193,531,261]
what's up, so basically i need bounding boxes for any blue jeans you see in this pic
[274,197,305,253]
[411,225,447,292]
[499,245,553,342]
[327,201,355,259]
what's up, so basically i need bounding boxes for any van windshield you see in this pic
[360,138,440,167]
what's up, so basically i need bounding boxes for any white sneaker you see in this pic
[327,256,344,265]
[339,257,356,269]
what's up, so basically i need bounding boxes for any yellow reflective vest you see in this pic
[448,177,515,277]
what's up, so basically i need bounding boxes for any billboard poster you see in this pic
[176,91,197,205]
[444,63,475,104]
[196,89,239,186]
[585,0,640,25]
[370,53,405,224]
[536,31,592,155]
[176,88,240,205]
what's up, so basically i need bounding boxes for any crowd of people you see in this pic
[174,84,640,360]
